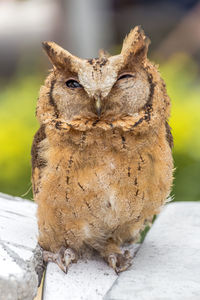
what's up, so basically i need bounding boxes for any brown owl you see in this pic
[31,26,173,274]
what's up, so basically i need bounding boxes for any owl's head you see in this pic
[37,26,170,133]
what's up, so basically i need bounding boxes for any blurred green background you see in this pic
[0,0,200,202]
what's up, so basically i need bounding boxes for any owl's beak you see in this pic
[95,96,102,117]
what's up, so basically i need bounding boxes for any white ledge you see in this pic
[0,193,43,300]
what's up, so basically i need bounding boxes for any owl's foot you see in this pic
[107,250,132,274]
[43,246,77,273]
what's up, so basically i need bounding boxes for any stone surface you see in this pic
[105,201,200,300]
[0,193,43,300]
[43,245,140,300]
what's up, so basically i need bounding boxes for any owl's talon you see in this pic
[107,253,117,270]
[43,247,76,273]
[56,256,68,273]
[64,248,77,266]
[107,250,132,274]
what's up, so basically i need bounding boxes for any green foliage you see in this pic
[0,53,199,202]
[0,73,41,198]
[159,54,200,202]
[160,54,200,159]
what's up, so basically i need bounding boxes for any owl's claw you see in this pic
[107,250,132,274]
[43,246,77,273]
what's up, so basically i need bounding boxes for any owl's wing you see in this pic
[31,125,47,195]
[165,121,173,149]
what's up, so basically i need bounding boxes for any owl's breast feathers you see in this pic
[32,116,173,234]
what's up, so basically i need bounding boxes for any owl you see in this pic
[31,26,173,274]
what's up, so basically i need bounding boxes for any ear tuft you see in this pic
[42,41,52,52]
[121,26,150,61]
[42,41,82,72]
[42,41,68,70]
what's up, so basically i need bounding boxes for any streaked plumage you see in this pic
[32,26,173,273]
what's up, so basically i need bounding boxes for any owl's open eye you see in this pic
[65,79,82,89]
[117,74,134,81]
